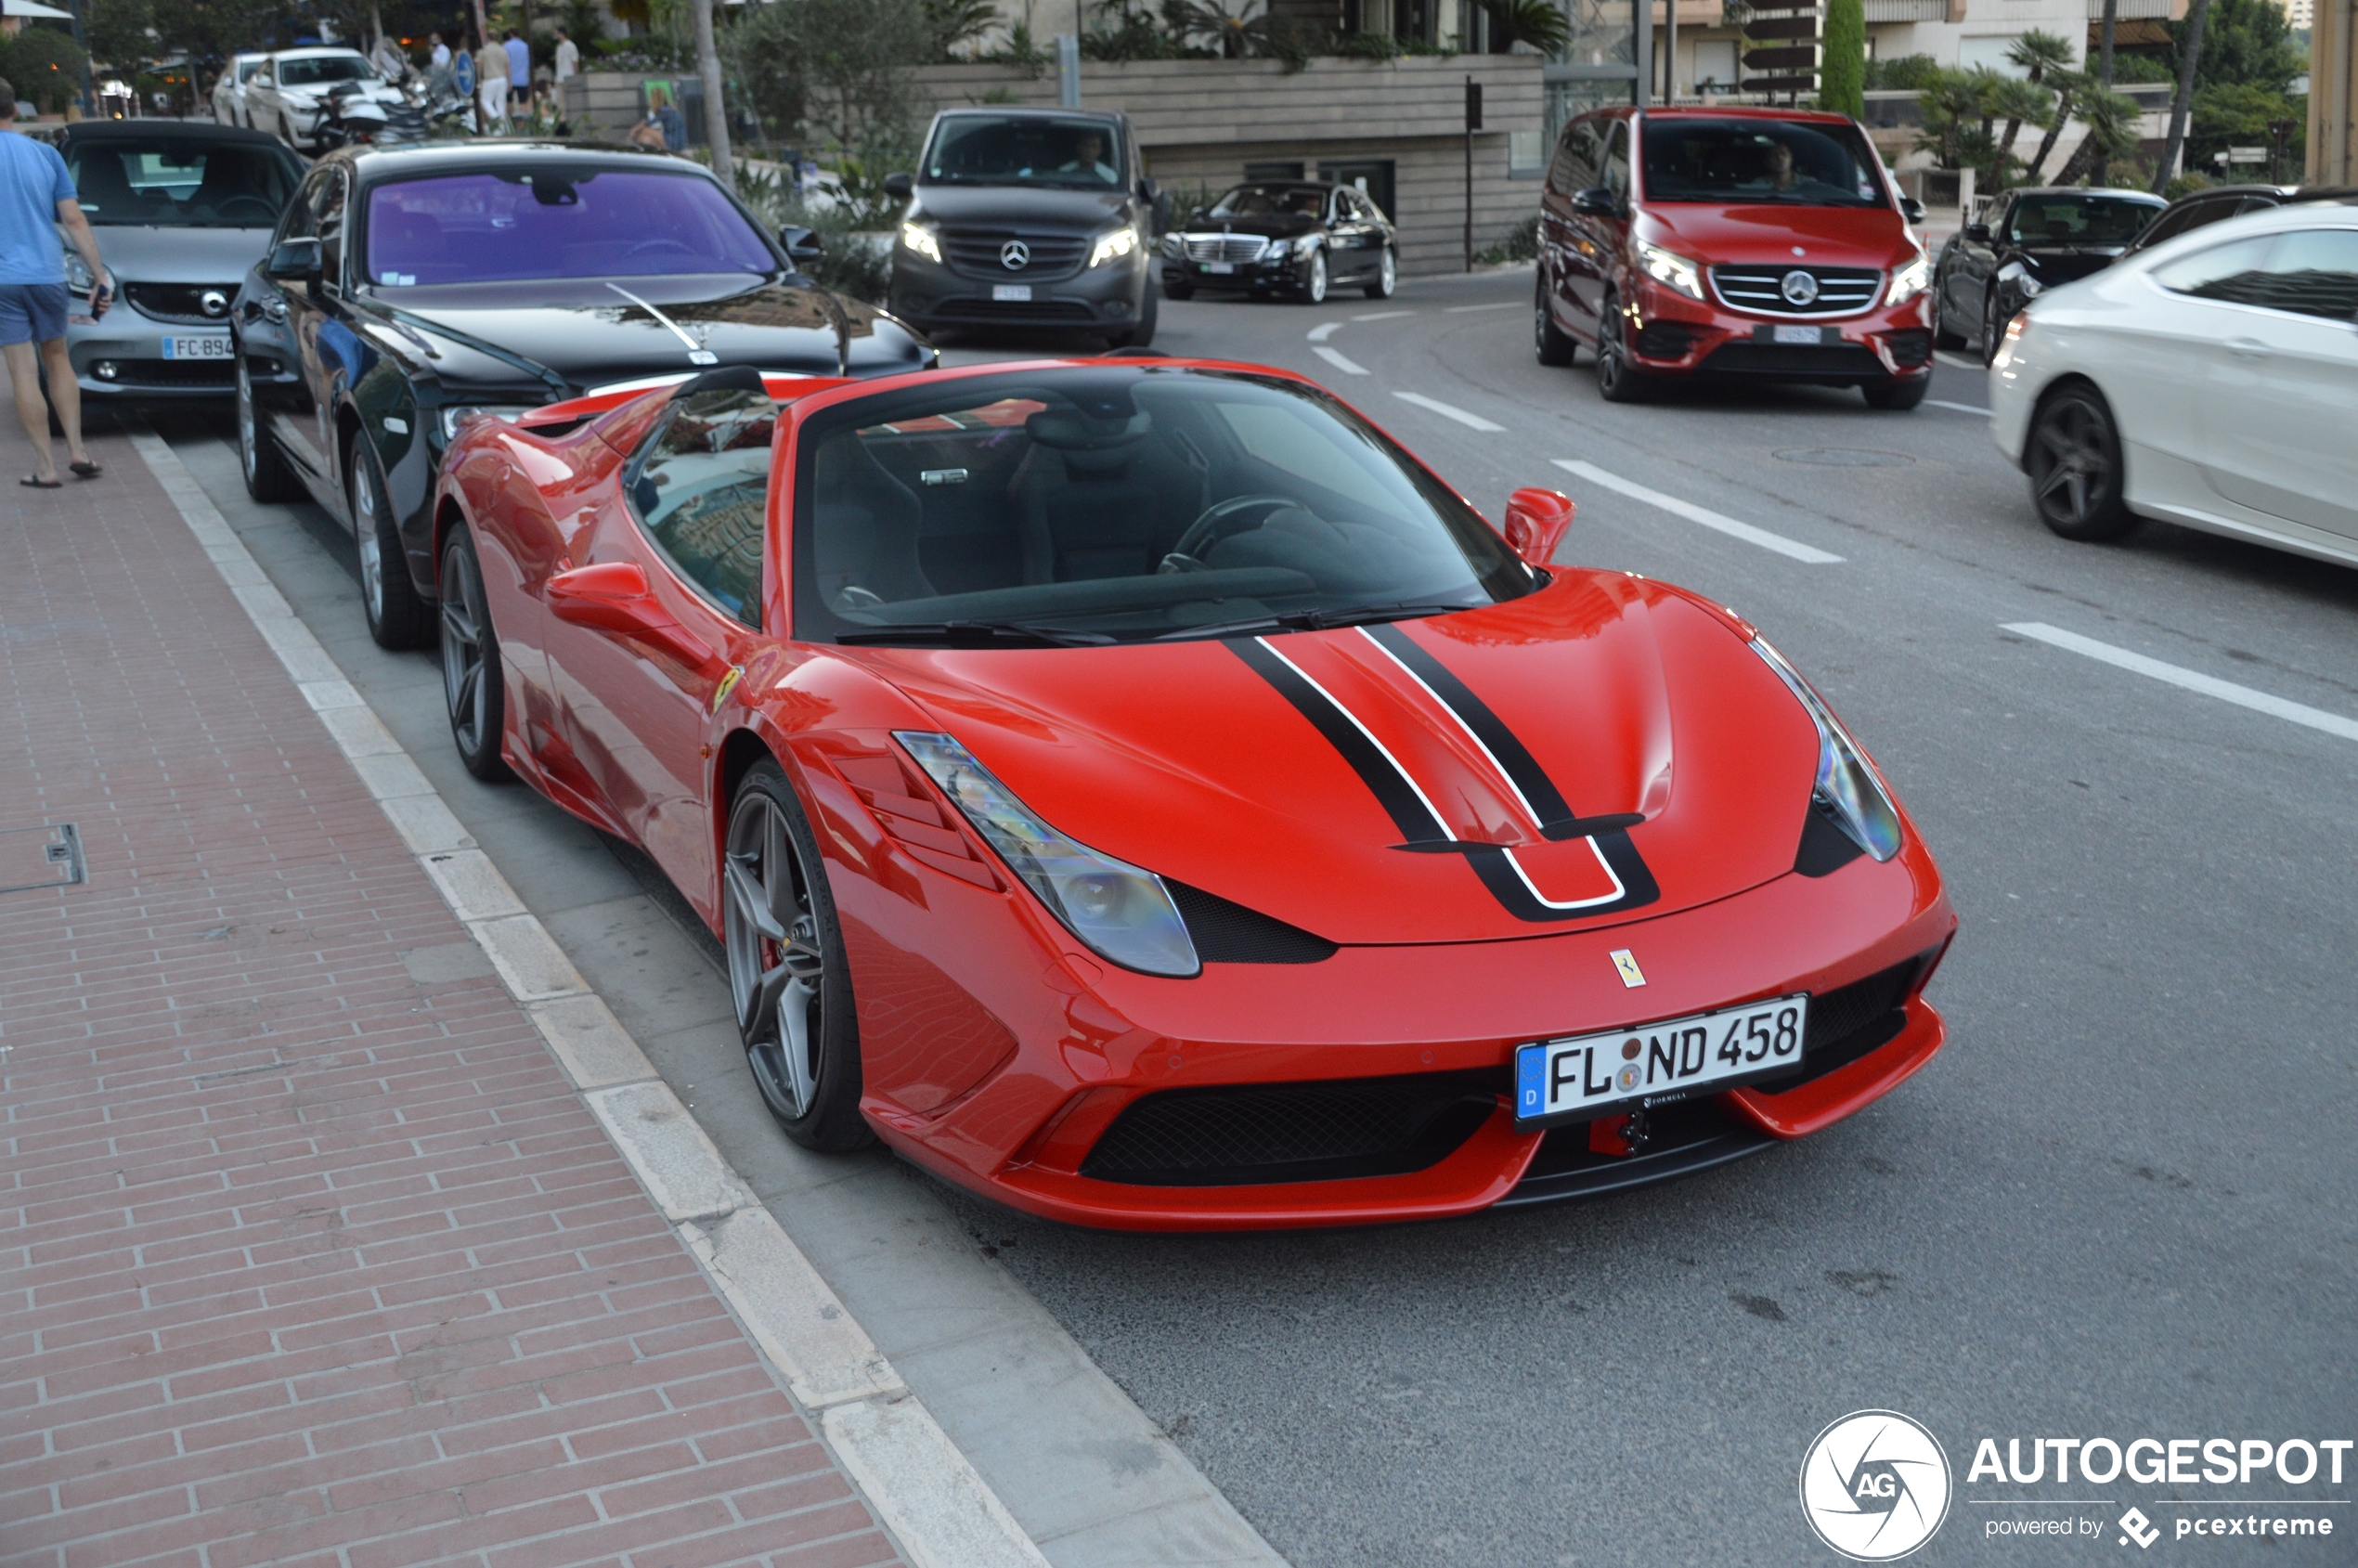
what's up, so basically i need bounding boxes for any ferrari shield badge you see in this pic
[1610,949,1646,988]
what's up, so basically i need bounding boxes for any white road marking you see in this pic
[1306,321,1342,342]
[1551,459,1845,564]
[1929,399,1991,416]
[1353,309,1418,321]
[126,426,1059,1568]
[1393,391,1504,432]
[1313,344,1368,375]
[1935,351,1984,371]
[1445,302,1519,313]
[2002,622,2358,743]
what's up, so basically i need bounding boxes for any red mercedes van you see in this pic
[1535,105,1935,408]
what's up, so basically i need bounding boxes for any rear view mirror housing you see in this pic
[1572,188,1621,219]
[547,561,720,673]
[779,225,826,267]
[1900,196,1926,225]
[264,236,321,282]
[1964,222,1991,244]
[1500,487,1576,569]
[883,172,913,201]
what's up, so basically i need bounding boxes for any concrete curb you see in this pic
[129,427,1055,1568]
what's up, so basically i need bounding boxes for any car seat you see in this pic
[812,433,934,609]
[1010,410,1210,583]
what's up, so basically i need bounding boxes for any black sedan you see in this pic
[1933,186,2164,361]
[1159,181,1396,305]
[2120,180,2358,257]
[233,140,930,650]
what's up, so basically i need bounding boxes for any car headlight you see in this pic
[1752,639,1902,862]
[437,405,535,442]
[1291,233,1321,258]
[899,222,941,264]
[1638,242,1704,302]
[897,731,1200,977]
[1160,232,1183,257]
[1088,225,1138,267]
[1885,253,1934,307]
[63,253,97,292]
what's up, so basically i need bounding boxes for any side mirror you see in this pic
[779,225,826,266]
[1572,188,1623,219]
[1186,207,1208,227]
[265,236,322,282]
[1964,222,1991,244]
[1137,175,1159,201]
[883,172,913,201]
[1500,487,1575,569]
[547,561,719,672]
[1900,196,1926,225]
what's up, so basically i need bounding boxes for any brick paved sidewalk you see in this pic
[0,428,903,1568]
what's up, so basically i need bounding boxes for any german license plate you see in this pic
[162,334,232,359]
[1206,262,1236,274]
[1774,324,1827,344]
[991,283,1031,302]
[1512,994,1809,1129]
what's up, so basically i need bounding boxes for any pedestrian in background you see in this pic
[552,27,577,87]
[628,84,684,153]
[0,77,106,487]
[428,31,451,71]
[502,30,530,116]
[475,30,508,132]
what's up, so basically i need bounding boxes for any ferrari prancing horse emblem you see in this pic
[1610,949,1646,988]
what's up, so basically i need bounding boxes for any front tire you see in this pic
[1107,281,1157,348]
[236,351,302,502]
[1594,292,1647,403]
[1163,275,1194,301]
[439,525,512,782]
[724,760,870,1152]
[1934,285,1968,350]
[1535,269,1576,367]
[1982,292,2008,367]
[1862,375,1929,410]
[2026,384,2137,542]
[1362,245,1397,300]
[1296,248,1328,305]
[351,435,429,649]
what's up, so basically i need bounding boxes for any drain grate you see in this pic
[0,823,85,895]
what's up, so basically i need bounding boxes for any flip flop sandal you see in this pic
[69,460,100,479]
[19,475,61,489]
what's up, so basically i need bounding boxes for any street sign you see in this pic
[2227,146,2267,162]
[455,48,474,95]
[1465,79,1483,132]
[1740,0,1823,103]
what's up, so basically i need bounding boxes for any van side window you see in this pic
[1548,121,1600,196]
[1601,124,1629,201]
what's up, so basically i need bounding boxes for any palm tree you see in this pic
[1993,29,2076,186]
[1481,0,1572,54]
[2057,84,2144,185]
[2155,0,2215,193]
[1171,0,1272,58]
[1986,77,2053,189]
[2022,69,2086,182]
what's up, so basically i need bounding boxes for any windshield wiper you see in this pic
[833,620,1115,648]
[1152,601,1475,643]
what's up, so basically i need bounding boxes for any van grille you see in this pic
[1710,265,1884,317]
[941,229,1089,279]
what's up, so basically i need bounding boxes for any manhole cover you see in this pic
[1773,447,1915,467]
[0,823,84,895]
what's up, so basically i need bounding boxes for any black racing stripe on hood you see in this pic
[1225,636,1447,844]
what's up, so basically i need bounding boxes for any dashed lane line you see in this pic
[1393,391,1504,432]
[1552,459,1846,564]
[1353,309,1419,321]
[1306,321,1342,342]
[127,428,1061,1568]
[1929,399,1991,416]
[1313,344,1368,375]
[1445,302,1520,312]
[2002,622,2358,743]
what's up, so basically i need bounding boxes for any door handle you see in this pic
[2225,338,2272,360]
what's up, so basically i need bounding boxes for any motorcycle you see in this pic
[315,79,429,149]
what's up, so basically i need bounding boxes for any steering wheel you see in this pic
[212,194,278,225]
[615,239,700,267]
[1160,495,1296,573]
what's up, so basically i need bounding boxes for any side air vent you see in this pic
[1163,879,1338,965]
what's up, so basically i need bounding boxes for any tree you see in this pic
[1481,0,1572,55]
[2171,0,2304,93]
[921,0,998,58]
[1916,68,2002,170]
[1989,30,2073,188]
[3,28,90,113]
[1820,0,1865,119]
[2186,80,2305,175]
[690,0,729,182]
[2057,83,2144,183]
[85,0,158,71]
[728,0,930,155]
[2154,0,2212,193]
[2022,68,2086,181]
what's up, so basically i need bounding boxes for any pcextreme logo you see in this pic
[1801,1409,1955,1561]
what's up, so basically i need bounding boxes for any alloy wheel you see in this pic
[1303,250,1328,305]
[354,458,385,623]
[236,358,257,481]
[2030,398,2111,527]
[440,541,489,758]
[724,787,828,1121]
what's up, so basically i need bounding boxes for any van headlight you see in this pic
[1638,243,1704,302]
[1752,639,1903,862]
[899,222,942,264]
[898,731,1199,977]
[1089,226,1139,267]
[1885,253,1934,306]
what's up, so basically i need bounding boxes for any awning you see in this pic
[3,0,80,19]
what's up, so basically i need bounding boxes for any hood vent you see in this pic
[1164,879,1336,965]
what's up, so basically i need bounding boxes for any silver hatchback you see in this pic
[54,121,304,401]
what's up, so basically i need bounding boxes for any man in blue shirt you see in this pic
[0,77,108,486]
[503,31,531,116]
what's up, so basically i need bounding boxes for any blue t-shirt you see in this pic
[504,37,529,89]
[0,132,74,286]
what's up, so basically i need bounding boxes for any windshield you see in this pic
[364,169,777,286]
[277,54,376,86]
[923,115,1127,189]
[2006,194,2158,246]
[1210,184,1328,219]
[792,367,1534,645]
[237,58,266,83]
[66,139,301,228]
[1641,118,1887,207]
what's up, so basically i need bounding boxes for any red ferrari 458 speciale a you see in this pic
[431,356,1955,1230]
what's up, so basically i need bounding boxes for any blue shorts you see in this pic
[0,283,70,347]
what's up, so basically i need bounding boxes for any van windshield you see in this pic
[923,115,1127,189]
[1641,118,1887,207]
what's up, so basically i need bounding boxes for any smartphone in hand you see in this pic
[90,280,111,320]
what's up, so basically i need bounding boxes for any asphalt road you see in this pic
[155,264,2357,1567]
[932,268,2358,1565]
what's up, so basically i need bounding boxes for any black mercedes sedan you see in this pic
[1159,181,1398,305]
[1932,186,2163,362]
[233,140,930,649]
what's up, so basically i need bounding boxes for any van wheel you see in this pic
[1594,293,1648,403]
[1862,376,1929,410]
[1535,269,1576,367]
[1107,284,1158,348]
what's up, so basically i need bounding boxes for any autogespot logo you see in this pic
[1801,1410,1954,1561]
